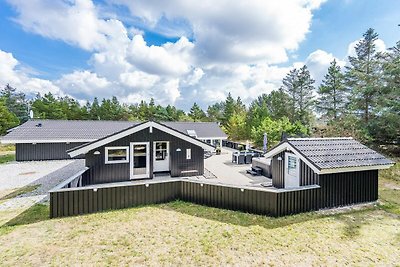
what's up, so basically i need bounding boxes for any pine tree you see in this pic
[0,84,28,123]
[346,28,383,123]
[281,66,315,126]
[189,102,206,122]
[317,59,347,121]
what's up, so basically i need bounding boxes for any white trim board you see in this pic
[69,121,215,157]
[1,139,94,144]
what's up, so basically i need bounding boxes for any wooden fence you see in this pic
[50,179,320,218]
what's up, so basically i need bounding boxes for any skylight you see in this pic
[186,130,197,137]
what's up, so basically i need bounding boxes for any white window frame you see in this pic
[105,146,129,164]
[186,148,192,160]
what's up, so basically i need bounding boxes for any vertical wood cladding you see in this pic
[50,169,379,218]
[85,127,204,184]
[16,142,85,161]
[50,180,321,218]
[318,170,378,208]
[299,160,319,186]
[271,151,285,188]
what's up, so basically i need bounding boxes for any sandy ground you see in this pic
[0,160,73,190]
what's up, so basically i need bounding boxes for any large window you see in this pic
[105,146,129,164]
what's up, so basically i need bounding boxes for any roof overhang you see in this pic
[1,139,94,144]
[264,141,395,175]
[68,121,215,158]
[265,142,321,174]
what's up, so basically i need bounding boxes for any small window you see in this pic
[186,130,197,137]
[287,155,297,175]
[186,148,191,160]
[105,147,129,164]
[155,142,168,161]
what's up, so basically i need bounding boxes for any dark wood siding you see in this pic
[271,151,285,188]
[16,142,85,161]
[85,127,204,184]
[50,180,321,218]
[300,160,319,186]
[318,170,378,208]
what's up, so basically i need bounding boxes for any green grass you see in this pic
[0,144,15,152]
[0,159,398,265]
[0,185,41,201]
[0,154,15,164]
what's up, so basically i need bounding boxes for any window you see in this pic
[186,130,197,138]
[186,148,191,160]
[105,147,129,164]
[155,142,168,161]
[287,155,297,175]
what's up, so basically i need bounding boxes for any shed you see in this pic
[264,137,394,208]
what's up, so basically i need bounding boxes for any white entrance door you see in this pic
[285,152,300,188]
[130,142,150,179]
[153,141,170,172]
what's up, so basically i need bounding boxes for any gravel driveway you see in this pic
[0,160,86,215]
[0,160,75,191]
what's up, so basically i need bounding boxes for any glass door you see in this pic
[130,142,150,179]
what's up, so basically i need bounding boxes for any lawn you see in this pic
[0,154,15,164]
[0,162,398,265]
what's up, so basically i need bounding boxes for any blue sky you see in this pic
[0,0,399,110]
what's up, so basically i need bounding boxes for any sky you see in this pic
[0,0,399,111]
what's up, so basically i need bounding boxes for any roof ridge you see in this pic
[288,137,353,141]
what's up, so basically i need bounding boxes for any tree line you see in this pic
[0,28,399,150]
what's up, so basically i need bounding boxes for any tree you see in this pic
[317,59,347,121]
[207,102,224,122]
[31,93,66,119]
[251,117,308,148]
[223,111,248,141]
[222,92,236,126]
[90,98,101,120]
[1,84,29,122]
[281,65,315,126]
[370,40,400,143]
[346,28,383,123]
[189,102,206,122]
[0,100,19,135]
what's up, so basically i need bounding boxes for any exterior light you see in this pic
[176,148,181,152]
[200,183,204,187]
[94,151,100,155]
[241,188,245,192]
[93,188,98,192]
[277,156,282,161]
[145,184,149,187]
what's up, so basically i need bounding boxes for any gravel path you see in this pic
[19,159,86,200]
[0,160,74,190]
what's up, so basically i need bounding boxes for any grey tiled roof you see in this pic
[287,138,394,170]
[2,120,227,142]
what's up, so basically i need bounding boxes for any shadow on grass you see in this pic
[2,204,50,227]
[159,200,329,229]
[160,200,378,239]
[0,185,41,201]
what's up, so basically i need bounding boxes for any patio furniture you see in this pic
[237,154,245,164]
[245,154,253,164]
[246,166,263,176]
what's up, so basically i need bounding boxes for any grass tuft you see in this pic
[0,154,15,164]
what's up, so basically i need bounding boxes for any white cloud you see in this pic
[347,38,386,57]
[114,0,326,65]
[0,50,62,95]
[4,0,332,109]
[305,49,346,84]
[56,70,111,98]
